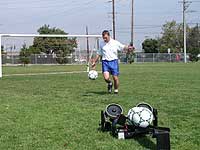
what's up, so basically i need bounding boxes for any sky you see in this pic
[0,0,199,49]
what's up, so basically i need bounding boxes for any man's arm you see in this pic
[91,54,100,69]
[116,41,135,52]
[92,43,103,69]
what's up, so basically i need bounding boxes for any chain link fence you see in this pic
[119,53,188,63]
[136,53,188,63]
[2,51,97,65]
[2,53,189,65]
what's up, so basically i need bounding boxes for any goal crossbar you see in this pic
[0,34,102,78]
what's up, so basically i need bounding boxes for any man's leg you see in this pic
[112,75,119,94]
[103,72,113,93]
[110,60,119,94]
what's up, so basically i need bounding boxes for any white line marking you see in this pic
[4,71,87,77]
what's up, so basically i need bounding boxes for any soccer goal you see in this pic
[0,34,101,78]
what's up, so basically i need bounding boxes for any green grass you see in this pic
[0,63,200,150]
[3,65,86,75]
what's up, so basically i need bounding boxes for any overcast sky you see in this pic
[0,0,199,49]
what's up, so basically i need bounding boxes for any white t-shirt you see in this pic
[97,38,125,61]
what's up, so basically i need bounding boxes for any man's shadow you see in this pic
[83,91,108,96]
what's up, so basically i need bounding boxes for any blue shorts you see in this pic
[102,59,119,76]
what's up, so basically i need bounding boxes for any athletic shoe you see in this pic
[114,91,118,94]
[114,89,118,94]
[107,82,113,93]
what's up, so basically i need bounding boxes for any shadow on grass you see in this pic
[83,91,108,96]
[133,136,156,150]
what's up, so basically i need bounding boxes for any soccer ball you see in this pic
[127,107,153,128]
[88,70,98,80]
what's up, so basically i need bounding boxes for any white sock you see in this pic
[114,89,118,93]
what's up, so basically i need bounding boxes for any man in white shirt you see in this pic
[92,30,134,94]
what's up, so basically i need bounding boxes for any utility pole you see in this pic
[86,26,90,63]
[182,0,192,63]
[131,0,134,46]
[112,0,116,39]
[183,0,187,63]
[180,0,200,62]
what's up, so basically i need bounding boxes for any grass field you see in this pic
[0,63,200,150]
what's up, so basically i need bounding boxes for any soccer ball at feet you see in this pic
[88,70,98,80]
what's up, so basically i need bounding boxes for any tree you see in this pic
[160,21,177,49]
[187,25,200,61]
[141,20,200,61]
[141,20,192,54]
[142,39,159,53]
[32,24,77,64]
[158,21,185,53]
[28,45,41,54]
[19,44,31,66]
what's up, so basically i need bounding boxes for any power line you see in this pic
[118,26,161,30]
[0,0,94,10]
[108,11,182,15]
[118,31,161,35]
[2,0,97,26]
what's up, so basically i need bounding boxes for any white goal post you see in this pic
[0,34,102,78]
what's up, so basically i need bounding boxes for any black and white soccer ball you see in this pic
[127,106,153,128]
[88,70,98,80]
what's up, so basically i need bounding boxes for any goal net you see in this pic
[0,34,101,78]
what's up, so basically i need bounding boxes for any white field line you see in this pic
[4,70,102,77]
[4,71,87,77]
